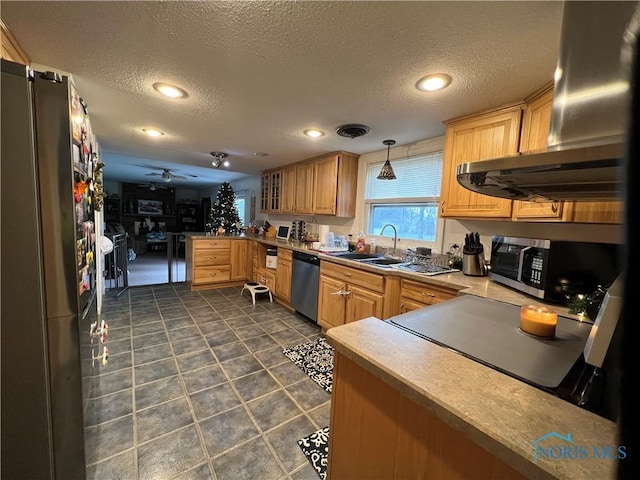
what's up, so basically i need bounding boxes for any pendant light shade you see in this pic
[377,139,397,180]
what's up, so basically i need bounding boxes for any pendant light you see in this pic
[377,139,397,180]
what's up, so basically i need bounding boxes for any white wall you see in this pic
[229,176,264,225]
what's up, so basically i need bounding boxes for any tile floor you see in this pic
[83,282,328,480]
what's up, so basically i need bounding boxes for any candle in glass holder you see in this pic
[520,305,557,338]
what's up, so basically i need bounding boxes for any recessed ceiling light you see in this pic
[304,129,325,138]
[416,73,452,92]
[153,82,188,98]
[142,128,164,137]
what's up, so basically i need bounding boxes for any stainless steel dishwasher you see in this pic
[290,251,320,323]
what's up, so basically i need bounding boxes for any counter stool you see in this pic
[241,282,273,305]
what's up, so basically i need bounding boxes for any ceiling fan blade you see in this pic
[145,172,161,176]
[172,175,188,180]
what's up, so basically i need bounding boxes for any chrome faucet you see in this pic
[380,224,398,258]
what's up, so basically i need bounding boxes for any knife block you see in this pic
[462,251,488,276]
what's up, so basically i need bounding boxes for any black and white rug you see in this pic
[282,337,334,394]
[297,426,330,480]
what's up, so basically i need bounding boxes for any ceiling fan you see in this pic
[145,168,189,183]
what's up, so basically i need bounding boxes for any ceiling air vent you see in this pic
[336,124,371,138]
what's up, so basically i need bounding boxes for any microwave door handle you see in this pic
[517,247,532,282]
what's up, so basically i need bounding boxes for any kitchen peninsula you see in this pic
[326,317,619,480]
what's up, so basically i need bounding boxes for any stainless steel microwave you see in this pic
[489,236,620,304]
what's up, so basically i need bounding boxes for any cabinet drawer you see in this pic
[194,249,230,266]
[401,279,457,306]
[321,261,384,293]
[193,266,231,284]
[194,239,231,250]
[400,298,428,313]
[278,248,293,261]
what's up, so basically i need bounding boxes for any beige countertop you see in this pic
[327,318,619,480]
[186,233,585,320]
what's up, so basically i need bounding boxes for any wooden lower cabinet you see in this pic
[400,279,457,312]
[275,248,292,302]
[230,240,248,280]
[328,352,526,480]
[347,284,384,323]
[318,275,347,329]
[187,238,252,289]
[188,238,233,288]
[317,261,385,330]
[256,267,276,292]
[399,298,428,314]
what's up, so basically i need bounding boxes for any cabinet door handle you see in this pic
[441,201,445,214]
[343,272,352,277]
[331,290,349,296]
[421,292,436,297]
[551,201,559,213]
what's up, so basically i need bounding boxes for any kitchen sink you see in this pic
[397,263,459,275]
[358,257,405,266]
[330,252,380,260]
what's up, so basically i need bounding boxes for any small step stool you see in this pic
[241,282,273,305]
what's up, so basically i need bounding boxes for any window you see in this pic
[365,152,443,243]
[234,196,246,225]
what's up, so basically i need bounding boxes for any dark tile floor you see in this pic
[84,283,328,480]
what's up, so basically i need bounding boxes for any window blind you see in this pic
[365,152,443,201]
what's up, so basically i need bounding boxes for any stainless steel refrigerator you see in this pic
[1,59,98,479]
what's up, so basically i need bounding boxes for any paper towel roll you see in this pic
[318,225,330,243]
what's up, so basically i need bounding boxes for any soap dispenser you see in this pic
[356,232,367,253]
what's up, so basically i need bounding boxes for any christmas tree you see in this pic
[208,182,241,234]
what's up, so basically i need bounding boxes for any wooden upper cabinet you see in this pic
[295,162,314,214]
[512,83,565,221]
[260,151,358,217]
[260,172,270,212]
[312,151,359,217]
[440,105,522,218]
[269,169,281,213]
[564,200,623,224]
[313,155,340,215]
[512,82,623,224]
[260,169,282,213]
[519,83,554,155]
[1,20,30,65]
[280,165,297,214]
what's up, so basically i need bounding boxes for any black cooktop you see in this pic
[387,295,593,388]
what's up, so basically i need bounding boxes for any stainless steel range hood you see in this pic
[457,1,639,202]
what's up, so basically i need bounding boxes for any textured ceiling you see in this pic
[2,1,563,188]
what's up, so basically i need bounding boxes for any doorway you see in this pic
[126,233,186,287]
